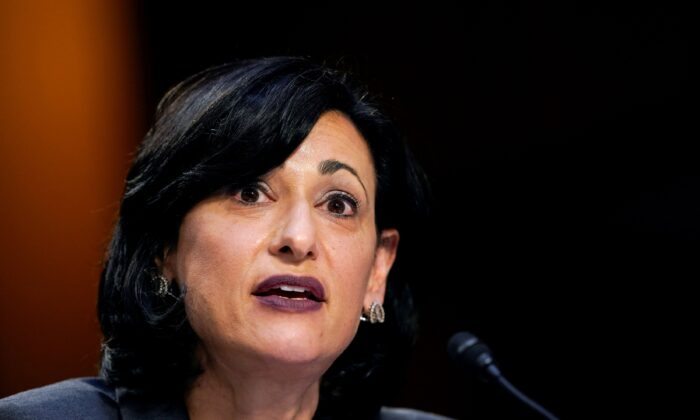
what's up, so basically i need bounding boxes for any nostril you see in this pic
[279,245,292,254]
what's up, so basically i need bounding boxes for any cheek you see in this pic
[178,230,238,290]
[176,217,264,289]
[323,238,376,355]
[326,232,376,308]
[175,219,265,336]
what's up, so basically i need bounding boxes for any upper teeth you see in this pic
[279,285,307,293]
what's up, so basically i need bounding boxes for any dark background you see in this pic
[1,0,688,418]
[133,1,692,418]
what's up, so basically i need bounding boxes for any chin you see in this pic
[254,321,352,367]
[267,346,325,366]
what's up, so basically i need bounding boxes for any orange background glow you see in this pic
[0,0,141,396]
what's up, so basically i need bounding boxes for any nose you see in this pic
[269,201,318,261]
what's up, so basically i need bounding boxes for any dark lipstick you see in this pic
[252,275,325,312]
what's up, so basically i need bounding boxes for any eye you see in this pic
[233,183,271,205]
[324,192,359,217]
[240,186,260,202]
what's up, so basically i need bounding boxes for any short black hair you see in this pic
[98,56,429,419]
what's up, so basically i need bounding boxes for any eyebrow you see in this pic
[318,159,368,200]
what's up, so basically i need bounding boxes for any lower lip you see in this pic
[254,295,323,312]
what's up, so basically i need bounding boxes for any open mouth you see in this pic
[252,275,326,303]
[253,284,323,302]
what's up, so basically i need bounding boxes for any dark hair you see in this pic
[98,56,429,419]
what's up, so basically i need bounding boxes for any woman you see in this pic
[0,57,446,419]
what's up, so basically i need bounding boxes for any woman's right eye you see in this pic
[233,183,269,205]
[239,186,260,202]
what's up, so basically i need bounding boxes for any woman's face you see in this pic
[164,111,399,372]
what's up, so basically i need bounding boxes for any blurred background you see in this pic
[0,1,692,418]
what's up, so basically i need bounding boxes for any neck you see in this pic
[186,349,324,420]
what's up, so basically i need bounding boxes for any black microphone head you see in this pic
[447,331,500,382]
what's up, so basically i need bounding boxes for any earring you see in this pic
[155,273,170,297]
[360,301,385,324]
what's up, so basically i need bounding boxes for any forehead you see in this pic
[280,111,376,185]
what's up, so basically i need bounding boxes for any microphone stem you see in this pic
[495,375,559,420]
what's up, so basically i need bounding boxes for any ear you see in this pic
[156,246,178,281]
[364,229,400,307]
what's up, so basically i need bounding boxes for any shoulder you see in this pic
[0,377,119,420]
[379,406,455,420]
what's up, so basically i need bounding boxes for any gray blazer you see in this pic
[0,378,453,419]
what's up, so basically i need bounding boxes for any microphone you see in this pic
[447,331,559,420]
